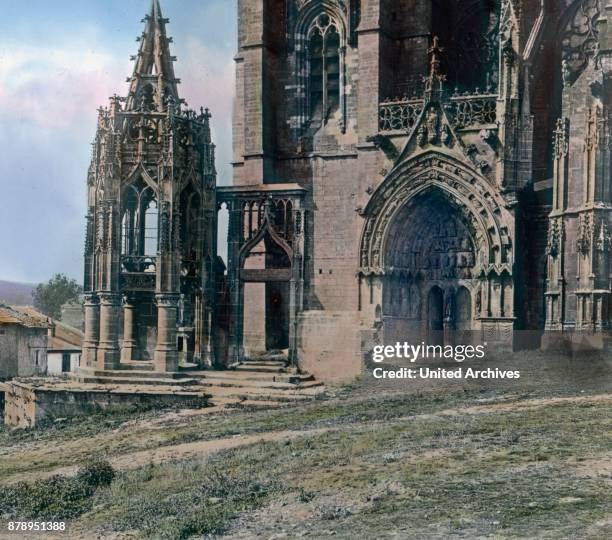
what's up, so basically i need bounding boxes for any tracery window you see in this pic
[121,182,159,269]
[308,13,341,123]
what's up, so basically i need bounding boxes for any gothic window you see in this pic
[121,185,139,256]
[307,13,342,124]
[121,182,158,267]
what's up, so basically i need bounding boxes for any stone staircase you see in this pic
[72,352,324,411]
[185,352,324,408]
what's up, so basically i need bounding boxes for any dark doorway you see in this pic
[62,353,71,372]
[428,286,444,344]
[266,282,289,350]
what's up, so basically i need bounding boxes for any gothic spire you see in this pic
[125,0,180,112]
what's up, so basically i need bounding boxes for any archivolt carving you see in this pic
[359,154,512,277]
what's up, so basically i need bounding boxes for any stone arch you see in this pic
[295,1,348,43]
[455,286,472,330]
[363,153,515,343]
[359,153,513,277]
[123,162,158,194]
[238,214,293,271]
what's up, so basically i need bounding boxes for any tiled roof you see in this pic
[0,305,49,328]
[49,321,83,351]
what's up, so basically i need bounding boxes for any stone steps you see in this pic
[183,370,315,384]
[235,364,288,373]
[239,360,289,368]
[73,374,199,387]
[247,352,288,361]
[196,377,323,391]
[77,368,185,380]
[117,360,155,372]
[72,353,325,411]
[203,385,320,402]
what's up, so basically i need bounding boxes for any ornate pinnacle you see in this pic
[424,36,446,101]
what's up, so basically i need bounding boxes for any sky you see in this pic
[0,0,236,284]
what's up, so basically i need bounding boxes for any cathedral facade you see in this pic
[82,0,612,382]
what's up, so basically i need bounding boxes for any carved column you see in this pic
[120,295,137,362]
[81,293,100,369]
[154,293,179,372]
[96,292,121,370]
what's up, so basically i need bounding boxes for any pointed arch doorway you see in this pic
[381,186,480,345]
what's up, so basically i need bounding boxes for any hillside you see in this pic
[0,280,36,306]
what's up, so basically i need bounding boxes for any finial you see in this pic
[423,35,446,101]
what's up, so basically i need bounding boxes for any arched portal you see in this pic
[360,153,516,348]
[382,187,478,343]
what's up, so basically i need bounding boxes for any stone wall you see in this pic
[4,380,209,429]
[0,325,47,379]
[297,311,361,383]
[0,325,19,379]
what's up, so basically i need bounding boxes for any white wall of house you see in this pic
[47,351,80,375]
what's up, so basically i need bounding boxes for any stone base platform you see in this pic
[541,331,612,353]
[4,353,325,428]
[4,377,210,429]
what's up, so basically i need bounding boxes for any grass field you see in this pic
[1,357,612,539]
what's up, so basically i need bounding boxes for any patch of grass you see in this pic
[87,463,276,540]
[0,390,471,482]
[0,459,116,521]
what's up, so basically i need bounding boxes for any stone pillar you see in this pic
[288,278,298,366]
[120,296,136,362]
[81,293,100,369]
[154,293,179,372]
[96,292,121,370]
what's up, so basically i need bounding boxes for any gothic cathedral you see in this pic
[82,0,612,382]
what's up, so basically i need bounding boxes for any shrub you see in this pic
[0,460,115,521]
[76,458,115,487]
[0,476,93,521]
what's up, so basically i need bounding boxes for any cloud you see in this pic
[0,42,129,130]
